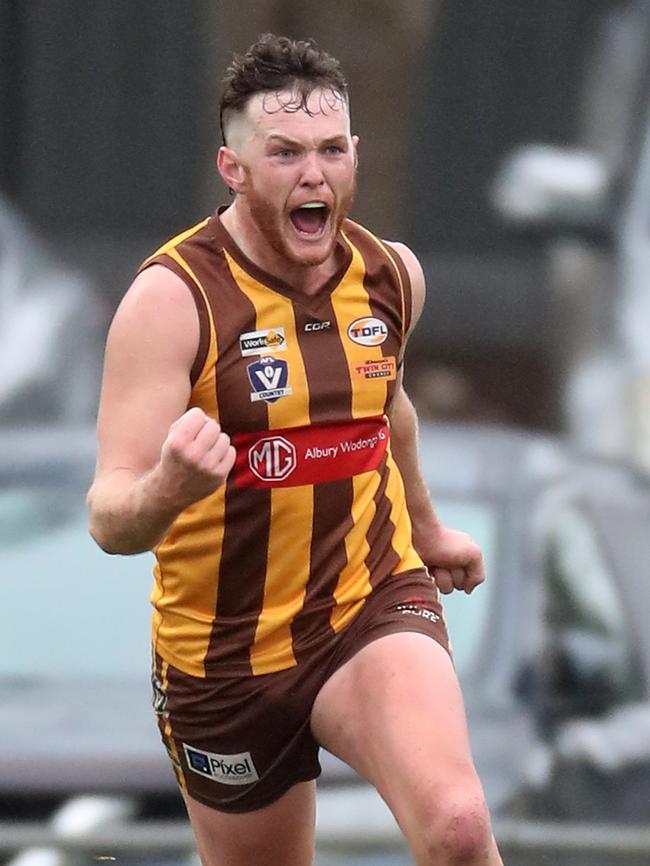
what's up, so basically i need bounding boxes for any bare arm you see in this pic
[389,379,441,545]
[87,265,235,554]
[386,242,484,594]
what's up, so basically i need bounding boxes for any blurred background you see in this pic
[2,1,650,864]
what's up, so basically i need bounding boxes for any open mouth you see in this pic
[289,202,330,238]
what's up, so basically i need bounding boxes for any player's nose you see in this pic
[299,152,326,187]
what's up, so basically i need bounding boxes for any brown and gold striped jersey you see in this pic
[140,210,424,677]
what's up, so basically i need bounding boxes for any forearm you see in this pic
[87,466,185,555]
[389,388,442,549]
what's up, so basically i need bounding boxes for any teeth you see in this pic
[299,202,326,209]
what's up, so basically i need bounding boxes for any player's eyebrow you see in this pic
[321,135,349,148]
[266,134,302,147]
[265,134,348,148]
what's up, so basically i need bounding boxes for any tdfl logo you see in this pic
[249,435,297,481]
[347,316,388,346]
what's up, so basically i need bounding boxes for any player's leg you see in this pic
[182,780,316,866]
[311,632,503,866]
[152,654,322,866]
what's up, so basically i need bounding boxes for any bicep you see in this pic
[95,265,199,478]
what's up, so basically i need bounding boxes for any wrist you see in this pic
[139,463,191,521]
[411,515,443,552]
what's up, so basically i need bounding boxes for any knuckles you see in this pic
[165,429,235,481]
[156,416,236,505]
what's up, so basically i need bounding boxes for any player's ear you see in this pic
[352,135,359,167]
[217,146,247,194]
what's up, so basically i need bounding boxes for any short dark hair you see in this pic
[220,34,348,144]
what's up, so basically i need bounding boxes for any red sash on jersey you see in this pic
[233,416,389,488]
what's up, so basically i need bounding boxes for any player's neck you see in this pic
[219,201,340,296]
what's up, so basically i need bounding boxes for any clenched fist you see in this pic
[417,525,485,595]
[158,407,236,507]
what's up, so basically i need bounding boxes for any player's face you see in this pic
[237,89,358,267]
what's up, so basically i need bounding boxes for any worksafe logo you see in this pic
[240,327,287,356]
[183,744,259,786]
[347,316,388,346]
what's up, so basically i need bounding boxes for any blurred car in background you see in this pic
[0,427,166,785]
[323,422,650,828]
[0,195,105,425]
[1,422,649,863]
[492,0,650,469]
[420,423,650,825]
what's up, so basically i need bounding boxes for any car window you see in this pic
[433,498,498,675]
[0,486,154,679]
[543,501,644,708]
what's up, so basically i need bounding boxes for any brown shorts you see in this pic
[151,568,450,813]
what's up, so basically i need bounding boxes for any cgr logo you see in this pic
[304,320,331,332]
[347,316,388,346]
[249,436,297,481]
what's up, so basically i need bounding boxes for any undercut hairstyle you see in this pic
[220,33,349,145]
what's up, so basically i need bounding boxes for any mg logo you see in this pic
[249,436,297,481]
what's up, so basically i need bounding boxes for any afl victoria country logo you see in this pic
[347,316,388,346]
[249,436,297,481]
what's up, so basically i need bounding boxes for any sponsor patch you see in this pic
[347,316,388,346]
[240,327,287,356]
[353,356,397,380]
[247,356,292,403]
[304,320,331,332]
[183,744,259,786]
[249,435,297,482]
[234,416,389,488]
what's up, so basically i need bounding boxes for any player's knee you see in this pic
[419,790,493,865]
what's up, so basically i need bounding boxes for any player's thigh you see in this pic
[183,780,316,866]
[311,632,486,833]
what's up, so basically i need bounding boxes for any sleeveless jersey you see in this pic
[140,210,424,677]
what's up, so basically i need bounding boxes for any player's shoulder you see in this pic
[121,212,218,322]
[382,240,426,301]
[381,240,426,333]
[123,264,195,314]
[101,261,199,380]
[342,219,424,288]
[107,264,199,357]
